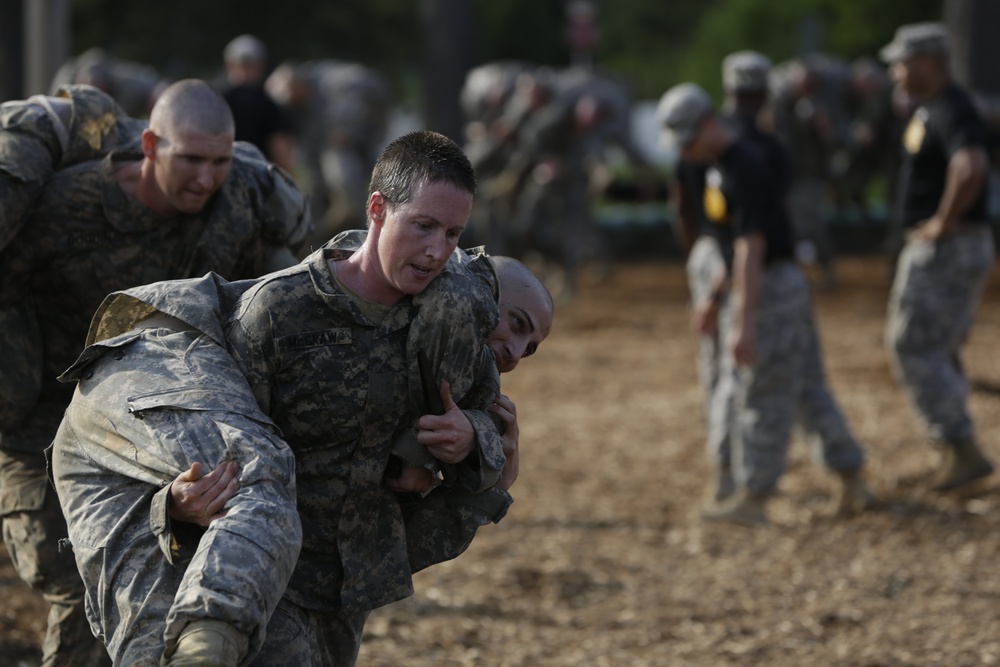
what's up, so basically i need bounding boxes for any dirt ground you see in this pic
[3,254,1000,666]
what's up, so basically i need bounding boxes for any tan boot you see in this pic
[701,488,769,527]
[932,439,994,492]
[832,469,876,515]
[161,620,248,667]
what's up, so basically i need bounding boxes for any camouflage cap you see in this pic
[722,51,772,92]
[879,22,949,64]
[655,82,713,148]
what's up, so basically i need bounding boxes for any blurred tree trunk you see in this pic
[945,0,1000,94]
[421,0,473,142]
[24,0,69,96]
[0,1,24,101]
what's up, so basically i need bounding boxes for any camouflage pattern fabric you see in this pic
[0,144,309,456]
[0,449,111,666]
[886,228,995,444]
[684,236,732,470]
[0,84,144,254]
[251,601,368,667]
[52,323,299,666]
[225,245,503,662]
[322,230,512,577]
[0,123,308,666]
[400,484,513,575]
[717,262,864,494]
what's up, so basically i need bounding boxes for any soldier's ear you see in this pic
[367,192,386,227]
[141,129,158,159]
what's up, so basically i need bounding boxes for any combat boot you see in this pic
[161,620,247,667]
[932,439,994,492]
[831,468,876,515]
[705,468,736,503]
[701,488,769,527]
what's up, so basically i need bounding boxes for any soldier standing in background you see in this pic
[770,55,849,289]
[658,82,872,526]
[880,23,995,491]
[266,59,392,244]
[220,35,296,174]
[0,79,309,666]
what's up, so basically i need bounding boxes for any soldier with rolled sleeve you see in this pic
[657,83,872,526]
[0,79,309,667]
[880,23,995,491]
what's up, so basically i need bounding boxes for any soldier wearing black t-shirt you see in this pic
[658,82,870,526]
[880,23,995,491]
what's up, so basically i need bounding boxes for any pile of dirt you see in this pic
[3,256,999,666]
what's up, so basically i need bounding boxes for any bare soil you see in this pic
[3,255,1000,666]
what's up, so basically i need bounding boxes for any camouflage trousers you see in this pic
[252,600,368,667]
[685,236,731,468]
[51,328,301,666]
[0,449,111,667]
[717,261,864,494]
[886,226,995,444]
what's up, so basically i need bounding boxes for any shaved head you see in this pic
[493,256,554,314]
[149,79,234,140]
[139,79,235,216]
[489,256,554,373]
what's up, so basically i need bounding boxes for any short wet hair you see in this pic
[368,130,476,206]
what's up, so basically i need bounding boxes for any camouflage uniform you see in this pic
[0,84,145,255]
[0,140,309,667]
[327,231,512,575]
[50,274,301,667]
[716,262,864,494]
[686,134,863,498]
[685,234,731,468]
[886,85,994,446]
[225,244,504,666]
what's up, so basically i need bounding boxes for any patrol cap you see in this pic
[879,22,949,63]
[656,82,714,148]
[224,34,267,64]
[722,51,772,92]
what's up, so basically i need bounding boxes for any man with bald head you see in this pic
[0,78,309,666]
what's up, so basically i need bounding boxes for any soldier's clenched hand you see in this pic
[416,381,476,464]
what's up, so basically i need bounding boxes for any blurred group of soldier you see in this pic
[657,21,997,526]
[458,61,654,298]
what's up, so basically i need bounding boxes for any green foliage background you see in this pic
[68,0,943,102]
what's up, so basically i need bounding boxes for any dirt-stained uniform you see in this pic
[224,243,504,666]
[47,226,507,666]
[0,139,309,666]
[887,82,993,446]
[50,274,301,667]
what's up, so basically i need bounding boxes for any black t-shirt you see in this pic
[723,110,792,200]
[897,83,989,227]
[221,84,292,162]
[676,138,795,268]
